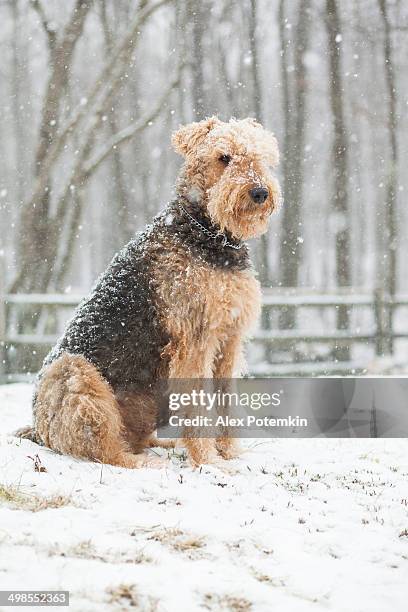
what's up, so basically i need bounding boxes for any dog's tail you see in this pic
[14,426,39,444]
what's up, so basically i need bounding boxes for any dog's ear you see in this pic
[172,116,221,157]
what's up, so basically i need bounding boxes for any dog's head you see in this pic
[172,116,281,240]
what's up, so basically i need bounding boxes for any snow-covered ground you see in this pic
[0,384,407,612]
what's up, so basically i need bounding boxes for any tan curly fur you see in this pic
[26,117,280,469]
[154,235,261,465]
[34,354,165,468]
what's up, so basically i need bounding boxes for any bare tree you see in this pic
[325,0,351,360]
[10,0,175,296]
[190,0,206,119]
[248,0,269,287]
[1,0,407,375]
[279,0,311,328]
[12,0,94,294]
[100,0,131,250]
[10,0,28,208]
[377,0,399,354]
[216,1,245,118]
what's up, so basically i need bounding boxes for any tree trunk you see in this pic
[10,0,171,298]
[247,0,272,352]
[12,0,93,295]
[378,0,398,354]
[248,0,269,286]
[279,0,311,328]
[10,0,27,208]
[326,0,350,360]
[101,0,131,250]
[190,0,206,119]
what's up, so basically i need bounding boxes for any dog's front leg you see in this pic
[167,337,219,467]
[213,334,244,460]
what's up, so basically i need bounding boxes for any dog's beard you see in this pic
[207,184,274,240]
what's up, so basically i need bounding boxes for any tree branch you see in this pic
[47,69,180,288]
[83,75,180,177]
[10,0,95,294]
[24,0,171,220]
[30,0,57,53]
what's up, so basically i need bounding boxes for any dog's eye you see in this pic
[219,154,231,165]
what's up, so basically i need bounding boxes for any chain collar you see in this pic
[178,201,244,250]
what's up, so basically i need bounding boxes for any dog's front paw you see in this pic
[189,449,220,468]
[143,454,169,469]
[216,438,243,460]
[182,438,219,468]
[117,452,167,469]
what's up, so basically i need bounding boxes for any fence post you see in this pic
[374,288,390,357]
[0,256,6,383]
[385,292,394,355]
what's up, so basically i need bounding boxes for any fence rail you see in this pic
[1,288,408,381]
[253,288,408,375]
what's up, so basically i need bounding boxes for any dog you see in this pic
[19,117,281,468]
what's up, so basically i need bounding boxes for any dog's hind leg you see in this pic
[114,391,175,452]
[34,353,163,468]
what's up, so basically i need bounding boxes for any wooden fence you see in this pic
[251,288,408,375]
[1,289,408,381]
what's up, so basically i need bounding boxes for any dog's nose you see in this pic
[249,187,269,204]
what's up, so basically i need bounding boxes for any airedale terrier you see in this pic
[20,117,281,468]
